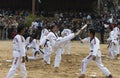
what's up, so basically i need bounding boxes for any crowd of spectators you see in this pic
[0,9,29,39]
[31,9,120,43]
[0,0,120,44]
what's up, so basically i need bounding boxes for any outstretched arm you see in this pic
[75,24,87,36]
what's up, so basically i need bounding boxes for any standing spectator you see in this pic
[100,21,105,44]
[31,20,38,33]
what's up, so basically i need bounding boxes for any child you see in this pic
[46,23,85,72]
[113,22,120,57]
[7,24,27,78]
[107,26,118,59]
[78,28,112,78]
[40,27,52,64]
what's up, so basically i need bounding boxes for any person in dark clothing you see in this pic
[100,21,105,44]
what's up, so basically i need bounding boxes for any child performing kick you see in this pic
[47,23,87,72]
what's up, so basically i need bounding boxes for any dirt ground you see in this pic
[0,40,120,78]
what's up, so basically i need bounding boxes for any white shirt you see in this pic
[31,21,38,30]
[82,37,100,56]
[87,15,91,20]
[40,28,49,46]
[40,28,49,40]
[32,39,40,51]
[108,18,113,24]
[47,32,58,47]
[113,27,120,37]
[107,31,115,42]
[25,36,32,48]
[13,34,26,57]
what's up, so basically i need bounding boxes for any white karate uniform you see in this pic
[47,31,75,67]
[40,28,49,40]
[118,29,120,54]
[25,36,33,53]
[31,21,38,31]
[107,30,118,59]
[7,34,27,78]
[61,29,72,54]
[113,27,120,55]
[81,37,111,76]
[32,39,41,59]
[40,28,52,64]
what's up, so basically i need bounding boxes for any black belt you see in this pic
[90,50,93,52]
[44,39,49,47]
[33,48,36,50]
[90,49,100,52]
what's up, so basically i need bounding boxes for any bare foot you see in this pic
[44,61,50,65]
[54,67,59,73]
[78,74,85,78]
[106,74,112,78]
[117,54,119,57]
[67,59,72,63]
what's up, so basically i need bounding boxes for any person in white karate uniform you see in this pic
[78,28,112,78]
[7,25,27,78]
[46,23,85,72]
[117,22,120,56]
[113,22,120,57]
[25,33,44,60]
[40,27,52,64]
[25,35,33,54]
[107,26,118,59]
[30,34,44,60]
[61,26,72,55]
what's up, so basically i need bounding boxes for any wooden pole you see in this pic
[32,0,35,15]
[98,0,100,14]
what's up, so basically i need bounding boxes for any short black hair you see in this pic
[32,33,38,39]
[17,24,26,34]
[89,28,95,37]
[50,23,57,31]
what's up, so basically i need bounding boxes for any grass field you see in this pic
[0,40,120,78]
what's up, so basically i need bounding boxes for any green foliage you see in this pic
[25,14,36,27]
[25,14,58,27]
